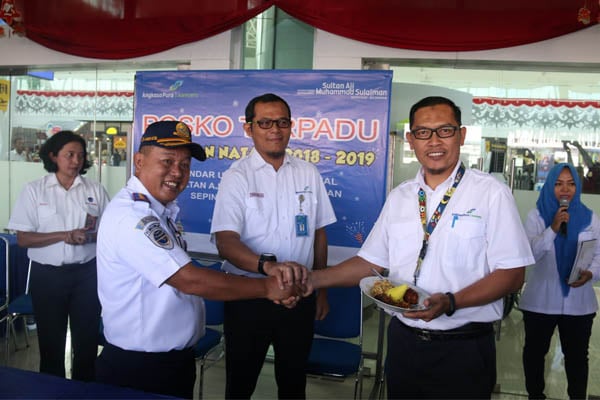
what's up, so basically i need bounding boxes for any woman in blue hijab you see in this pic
[520,163,600,400]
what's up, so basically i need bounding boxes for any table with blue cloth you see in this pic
[0,366,177,398]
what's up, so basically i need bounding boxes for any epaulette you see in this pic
[132,193,150,203]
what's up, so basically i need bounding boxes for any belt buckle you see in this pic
[416,329,431,341]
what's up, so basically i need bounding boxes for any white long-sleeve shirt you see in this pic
[520,208,600,316]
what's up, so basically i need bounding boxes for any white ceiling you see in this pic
[390,65,600,100]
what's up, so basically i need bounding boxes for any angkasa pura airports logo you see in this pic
[141,80,199,99]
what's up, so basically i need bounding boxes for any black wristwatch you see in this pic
[258,253,277,276]
[445,292,456,317]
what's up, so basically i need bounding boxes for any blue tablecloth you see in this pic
[0,366,177,398]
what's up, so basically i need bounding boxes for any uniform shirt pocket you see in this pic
[245,195,265,213]
[388,221,422,269]
[244,195,267,229]
[37,204,62,230]
[444,216,486,272]
[84,204,101,231]
[298,192,316,217]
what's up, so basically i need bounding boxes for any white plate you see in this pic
[360,276,431,312]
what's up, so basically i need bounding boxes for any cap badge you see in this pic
[174,122,191,140]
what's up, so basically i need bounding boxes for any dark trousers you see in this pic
[29,259,101,381]
[386,317,496,399]
[96,342,196,399]
[224,295,316,399]
[522,310,595,400]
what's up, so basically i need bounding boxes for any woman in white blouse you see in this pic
[520,162,600,400]
[7,131,109,381]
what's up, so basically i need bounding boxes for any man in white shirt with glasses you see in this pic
[211,93,336,399]
[307,96,534,399]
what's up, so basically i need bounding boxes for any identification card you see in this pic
[295,214,308,237]
[84,213,98,231]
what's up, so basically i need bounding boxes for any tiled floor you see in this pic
[3,290,600,399]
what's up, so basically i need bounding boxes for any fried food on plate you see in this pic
[371,279,419,309]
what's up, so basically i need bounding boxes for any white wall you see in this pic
[0,31,235,69]
[0,161,46,230]
[312,25,600,69]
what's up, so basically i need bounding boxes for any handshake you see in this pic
[263,261,315,308]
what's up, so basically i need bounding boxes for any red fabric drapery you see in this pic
[277,0,599,51]
[5,0,599,59]
[18,0,274,59]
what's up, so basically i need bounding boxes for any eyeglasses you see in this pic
[251,118,292,129]
[410,126,460,140]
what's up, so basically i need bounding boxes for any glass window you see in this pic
[385,62,600,193]
[0,64,178,230]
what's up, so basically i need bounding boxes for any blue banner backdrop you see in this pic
[133,70,392,258]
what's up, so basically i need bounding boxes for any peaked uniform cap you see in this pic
[140,120,206,161]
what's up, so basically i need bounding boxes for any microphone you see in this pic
[559,198,569,236]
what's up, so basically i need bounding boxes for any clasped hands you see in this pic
[263,261,314,308]
[64,228,90,245]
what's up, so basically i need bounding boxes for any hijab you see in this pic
[536,163,592,296]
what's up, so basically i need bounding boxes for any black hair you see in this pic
[39,130,91,174]
[408,96,462,128]
[245,93,291,123]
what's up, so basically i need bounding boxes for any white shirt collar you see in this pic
[46,173,83,189]
[126,176,180,220]
[416,161,463,192]
[249,148,293,170]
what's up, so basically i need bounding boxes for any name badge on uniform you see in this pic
[295,193,308,237]
[295,214,308,237]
